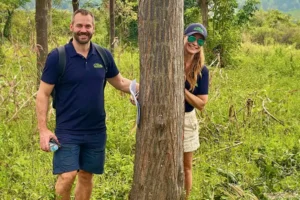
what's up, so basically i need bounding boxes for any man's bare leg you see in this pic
[74,170,93,200]
[55,170,77,200]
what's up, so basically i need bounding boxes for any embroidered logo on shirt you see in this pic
[94,63,103,68]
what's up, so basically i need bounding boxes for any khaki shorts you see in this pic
[184,109,200,152]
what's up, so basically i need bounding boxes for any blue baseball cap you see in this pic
[184,23,207,40]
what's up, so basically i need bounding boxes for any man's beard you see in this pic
[73,32,93,44]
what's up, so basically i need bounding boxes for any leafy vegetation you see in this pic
[244,10,300,48]
[238,0,300,12]
[0,4,300,200]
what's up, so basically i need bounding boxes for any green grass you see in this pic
[0,41,300,199]
[192,42,300,199]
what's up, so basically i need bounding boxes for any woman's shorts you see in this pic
[184,109,200,152]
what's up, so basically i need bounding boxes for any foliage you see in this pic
[0,46,4,66]
[24,0,103,10]
[195,42,300,199]
[0,0,31,39]
[184,0,201,26]
[245,10,300,48]
[9,10,35,44]
[236,0,260,25]
[1,1,300,200]
[204,0,240,67]
[0,0,30,9]
[1,33,300,199]
[238,0,300,12]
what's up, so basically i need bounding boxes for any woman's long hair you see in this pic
[185,46,205,92]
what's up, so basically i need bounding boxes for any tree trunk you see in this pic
[129,0,185,199]
[3,10,14,40]
[72,0,79,12]
[36,0,48,88]
[199,0,209,28]
[109,0,115,54]
[47,0,52,33]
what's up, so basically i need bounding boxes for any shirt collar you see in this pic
[67,38,97,57]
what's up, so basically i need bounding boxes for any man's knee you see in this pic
[57,171,78,186]
[78,170,93,183]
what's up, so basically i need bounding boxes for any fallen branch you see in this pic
[262,100,284,126]
[193,142,243,161]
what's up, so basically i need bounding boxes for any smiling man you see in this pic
[36,9,138,200]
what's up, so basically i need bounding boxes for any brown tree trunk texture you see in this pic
[109,0,115,55]
[129,0,185,199]
[35,0,48,88]
[47,0,52,32]
[199,0,209,29]
[72,0,79,12]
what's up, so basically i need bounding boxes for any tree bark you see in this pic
[36,0,48,88]
[47,0,52,33]
[109,0,115,54]
[199,0,209,28]
[72,0,79,12]
[3,10,14,40]
[129,0,185,199]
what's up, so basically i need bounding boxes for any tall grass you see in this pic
[193,42,300,199]
[0,41,299,199]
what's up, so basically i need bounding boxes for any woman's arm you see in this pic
[185,89,208,111]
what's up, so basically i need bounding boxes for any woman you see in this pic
[183,23,209,199]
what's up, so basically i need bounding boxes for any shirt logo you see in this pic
[194,27,204,34]
[94,63,103,68]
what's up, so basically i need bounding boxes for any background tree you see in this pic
[72,0,79,12]
[129,0,185,199]
[184,0,201,26]
[110,0,115,54]
[115,0,138,45]
[1,0,30,40]
[199,0,209,28]
[35,0,48,87]
[47,0,52,33]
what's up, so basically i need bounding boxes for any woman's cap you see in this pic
[184,23,207,40]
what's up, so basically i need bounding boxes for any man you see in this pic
[36,9,137,200]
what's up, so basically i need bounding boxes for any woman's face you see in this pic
[184,33,204,55]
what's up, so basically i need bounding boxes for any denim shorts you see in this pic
[53,132,106,174]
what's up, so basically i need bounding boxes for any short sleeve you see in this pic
[41,49,60,84]
[104,49,119,78]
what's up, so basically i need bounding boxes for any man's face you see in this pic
[70,13,94,44]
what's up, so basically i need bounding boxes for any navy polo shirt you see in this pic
[41,40,119,135]
[185,66,209,112]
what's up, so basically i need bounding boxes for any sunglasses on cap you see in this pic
[187,35,205,46]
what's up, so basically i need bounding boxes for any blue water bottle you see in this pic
[49,139,59,152]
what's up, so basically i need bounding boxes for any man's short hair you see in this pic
[72,9,95,25]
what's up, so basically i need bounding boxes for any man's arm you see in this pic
[107,73,139,94]
[185,89,208,111]
[36,81,58,151]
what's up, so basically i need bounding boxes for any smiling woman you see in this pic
[183,22,209,200]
